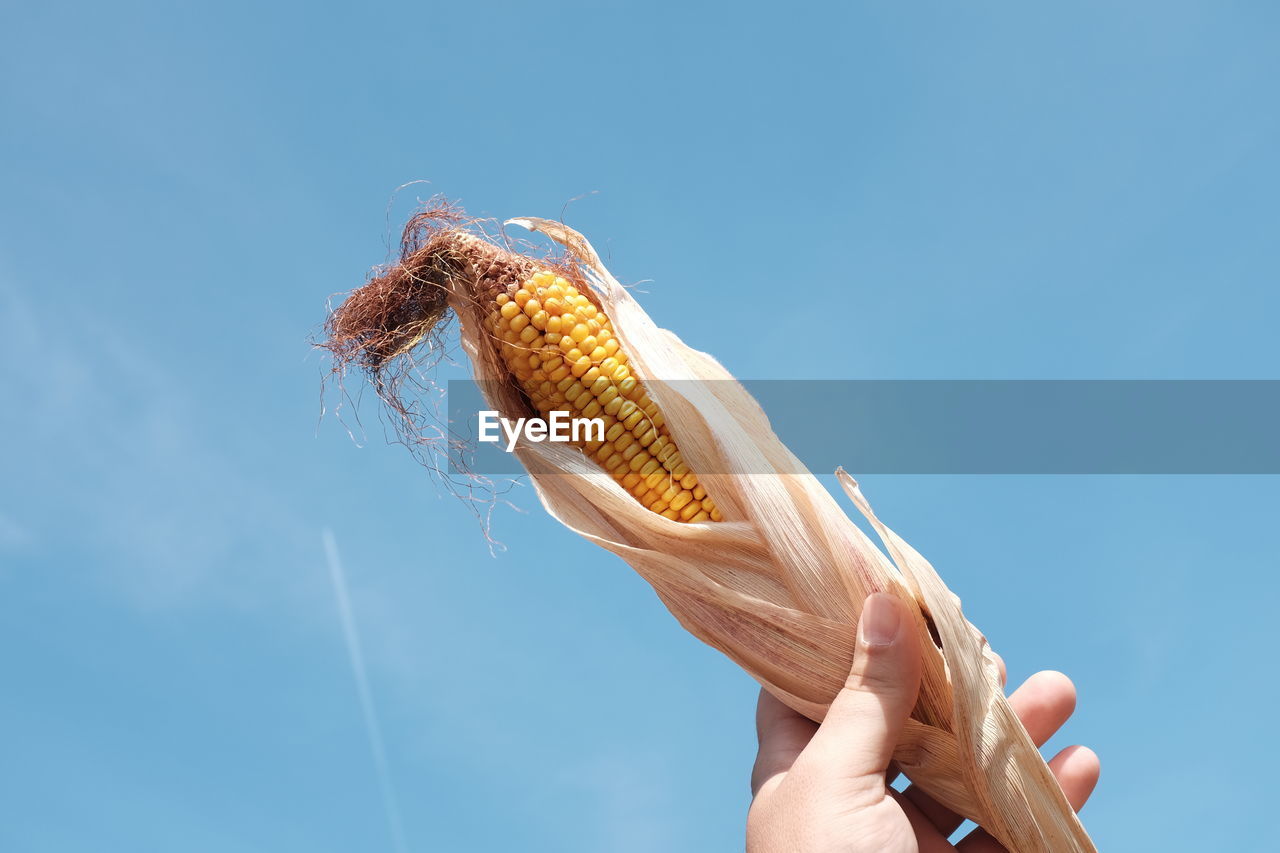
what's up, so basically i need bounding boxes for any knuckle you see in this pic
[843,660,903,697]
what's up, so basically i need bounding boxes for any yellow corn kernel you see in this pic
[490,271,720,523]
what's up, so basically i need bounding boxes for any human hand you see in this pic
[747,593,1100,852]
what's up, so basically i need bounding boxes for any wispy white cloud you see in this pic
[0,510,32,551]
[553,751,682,852]
[0,273,318,611]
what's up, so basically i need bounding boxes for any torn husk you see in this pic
[323,206,1096,853]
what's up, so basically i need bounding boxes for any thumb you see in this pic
[802,592,922,784]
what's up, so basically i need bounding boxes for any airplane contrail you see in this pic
[322,528,410,853]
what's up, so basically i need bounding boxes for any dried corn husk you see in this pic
[329,212,1096,853]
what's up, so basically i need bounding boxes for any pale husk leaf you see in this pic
[839,471,1095,850]
[440,218,1095,853]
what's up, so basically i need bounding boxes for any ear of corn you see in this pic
[490,271,721,523]
[324,207,1097,853]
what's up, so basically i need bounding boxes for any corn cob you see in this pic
[490,271,721,523]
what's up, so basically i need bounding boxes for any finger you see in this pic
[752,688,818,795]
[1046,745,1101,810]
[1006,670,1076,747]
[955,745,1100,853]
[800,593,922,785]
[901,670,1078,835]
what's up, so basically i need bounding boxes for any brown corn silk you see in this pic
[324,208,1096,853]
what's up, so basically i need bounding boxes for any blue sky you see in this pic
[2,2,1277,850]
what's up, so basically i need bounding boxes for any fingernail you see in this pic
[859,593,903,647]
